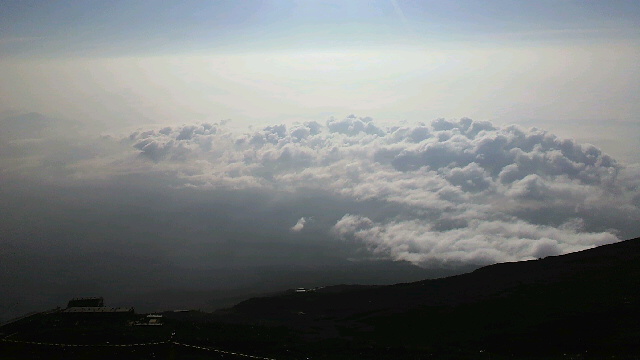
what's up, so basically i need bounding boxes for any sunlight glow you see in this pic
[1,44,638,139]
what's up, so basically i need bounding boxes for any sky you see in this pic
[1,1,640,319]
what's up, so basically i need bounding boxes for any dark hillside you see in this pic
[225,237,640,357]
[3,238,640,359]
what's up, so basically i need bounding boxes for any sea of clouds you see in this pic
[121,115,640,266]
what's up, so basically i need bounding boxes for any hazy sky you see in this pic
[2,1,639,158]
[1,1,640,318]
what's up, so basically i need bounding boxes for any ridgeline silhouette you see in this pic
[2,237,639,359]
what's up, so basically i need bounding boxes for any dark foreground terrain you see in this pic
[2,237,640,359]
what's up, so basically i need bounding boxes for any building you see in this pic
[67,297,104,308]
[62,297,135,319]
[133,314,163,326]
[62,307,134,314]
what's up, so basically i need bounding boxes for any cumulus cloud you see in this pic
[332,214,618,266]
[291,217,306,232]
[129,123,218,162]
[117,116,640,267]
[5,113,639,320]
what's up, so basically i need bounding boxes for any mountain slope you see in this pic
[225,237,640,356]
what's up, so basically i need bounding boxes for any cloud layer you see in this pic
[121,115,640,266]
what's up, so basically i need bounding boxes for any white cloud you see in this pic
[79,116,640,266]
[331,214,618,266]
[290,217,306,233]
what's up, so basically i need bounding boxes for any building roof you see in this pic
[62,307,133,313]
[67,297,105,308]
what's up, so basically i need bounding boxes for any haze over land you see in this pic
[1,1,639,320]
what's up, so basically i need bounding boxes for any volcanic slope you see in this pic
[225,237,640,357]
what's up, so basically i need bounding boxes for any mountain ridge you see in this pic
[216,237,640,356]
[3,237,640,359]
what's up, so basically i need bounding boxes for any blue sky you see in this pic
[2,0,639,56]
